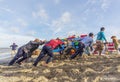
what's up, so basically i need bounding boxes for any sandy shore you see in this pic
[0,54,120,82]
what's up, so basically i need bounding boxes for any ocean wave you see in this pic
[0,52,11,60]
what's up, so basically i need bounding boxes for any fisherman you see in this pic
[97,27,107,42]
[8,39,45,66]
[96,27,108,54]
[33,38,64,67]
[70,33,94,59]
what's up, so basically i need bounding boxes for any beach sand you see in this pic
[0,54,120,82]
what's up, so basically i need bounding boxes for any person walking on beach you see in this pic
[8,39,45,66]
[10,43,18,57]
[33,38,64,67]
[96,27,107,55]
[70,33,94,59]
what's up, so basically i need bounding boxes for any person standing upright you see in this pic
[10,43,18,57]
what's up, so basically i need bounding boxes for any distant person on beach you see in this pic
[10,43,18,57]
[33,38,64,67]
[8,39,45,66]
[70,33,94,59]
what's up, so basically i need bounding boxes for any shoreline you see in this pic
[0,57,12,64]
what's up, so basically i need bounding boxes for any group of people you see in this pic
[8,27,120,67]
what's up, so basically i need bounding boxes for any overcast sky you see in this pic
[0,0,120,47]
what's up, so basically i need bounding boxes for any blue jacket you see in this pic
[81,36,93,48]
[97,31,107,41]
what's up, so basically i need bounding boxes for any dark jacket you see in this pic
[10,44,18,50]
[20,41,44,53]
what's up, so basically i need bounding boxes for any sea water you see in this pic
[0,48,11,60]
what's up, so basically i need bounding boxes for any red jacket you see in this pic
[45,39,64,49]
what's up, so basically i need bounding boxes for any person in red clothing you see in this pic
[33,38,64,67]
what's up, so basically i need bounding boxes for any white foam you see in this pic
[0,52,11,60]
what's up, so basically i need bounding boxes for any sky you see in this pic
[0,0,120,48]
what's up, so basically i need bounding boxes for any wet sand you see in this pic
[0,54,120,82]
